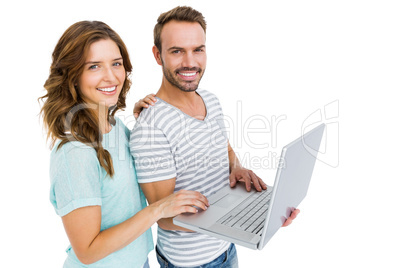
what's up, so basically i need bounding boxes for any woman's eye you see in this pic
[89,65,98,70]
[113,62,123,66]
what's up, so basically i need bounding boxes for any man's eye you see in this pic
[172,50,181,54]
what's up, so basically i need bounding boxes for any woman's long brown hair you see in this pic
[39,21,132,177]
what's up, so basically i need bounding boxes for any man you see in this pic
[130,6,299,267]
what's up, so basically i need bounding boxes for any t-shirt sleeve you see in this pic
[129,123,177,183]
[49,143,102,217]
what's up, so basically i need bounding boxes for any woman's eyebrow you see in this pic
[85,57,123,64]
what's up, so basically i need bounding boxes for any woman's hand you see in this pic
[133,94,157,119]
[152,189,210,219]
[61,190,208,264]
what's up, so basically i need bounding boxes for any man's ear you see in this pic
[152,46,163,66]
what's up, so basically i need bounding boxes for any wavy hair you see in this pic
[39,21,132,177]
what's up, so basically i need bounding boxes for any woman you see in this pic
[39,21,208,268]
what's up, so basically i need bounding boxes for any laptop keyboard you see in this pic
[217,190,272,235]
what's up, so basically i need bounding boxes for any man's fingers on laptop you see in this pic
[257,174,267,190]
[229,172,237,188]
[247,171,268,191]
[243,173,252,191]
[281,209,300,227]
[229,168,266,191]
[282,218,293,227]
[229,168,259,191]
[290,209,300,219]
[250,172,263,191]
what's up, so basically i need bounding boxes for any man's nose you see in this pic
[182,52,196,68]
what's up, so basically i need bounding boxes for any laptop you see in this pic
[173,123,325,250]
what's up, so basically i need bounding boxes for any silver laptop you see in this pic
[173,123,325,249]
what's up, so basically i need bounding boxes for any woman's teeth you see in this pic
[97,86,116,92]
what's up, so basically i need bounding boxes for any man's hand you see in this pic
[227,142,267,192]
[229,167,268,192]
[282,209,300,227]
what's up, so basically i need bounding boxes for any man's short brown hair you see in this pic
[154,6,207,53]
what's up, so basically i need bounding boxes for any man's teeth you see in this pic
[179,72,196,77]
[97,86,116,92]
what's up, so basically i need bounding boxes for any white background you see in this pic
[1,0,401,267]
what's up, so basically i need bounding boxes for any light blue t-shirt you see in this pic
[50,118,153,268]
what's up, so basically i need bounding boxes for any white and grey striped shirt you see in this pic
[130,89,231,267]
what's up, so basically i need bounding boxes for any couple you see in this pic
[40,6,299,268]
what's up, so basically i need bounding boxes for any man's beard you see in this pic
[162,62,204,92]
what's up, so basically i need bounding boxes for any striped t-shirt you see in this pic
[129,89,231,267]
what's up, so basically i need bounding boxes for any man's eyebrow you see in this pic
[167,45,206,51]
[167,46,184,51]
[84,57,123,64]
